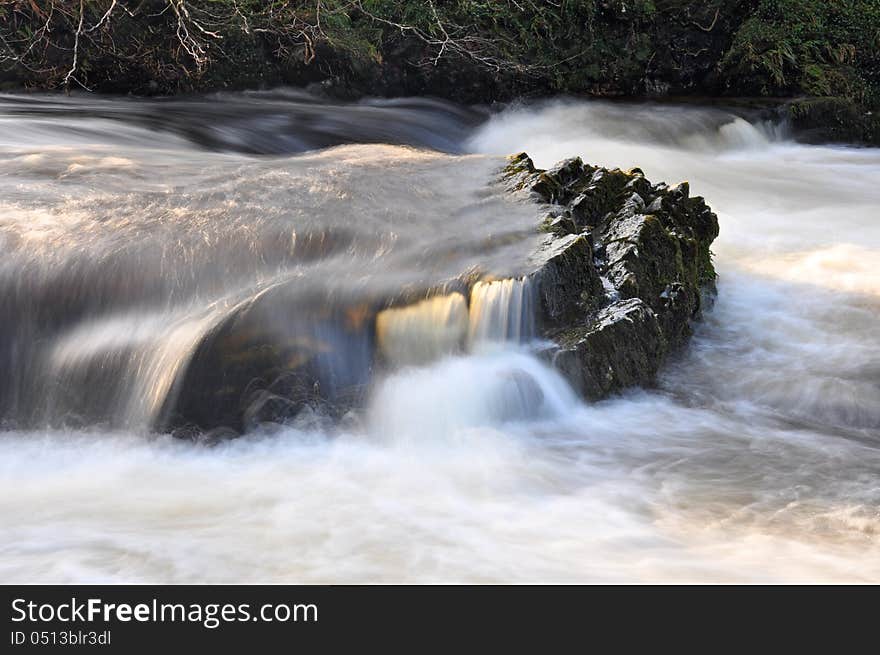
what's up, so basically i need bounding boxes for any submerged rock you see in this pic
[158,288,376,433]
[162,152,718,435]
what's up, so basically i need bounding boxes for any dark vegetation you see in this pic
[1,1,878,143]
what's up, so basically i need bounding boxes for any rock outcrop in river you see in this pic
[163,153,719,435]
[504,153,719,399]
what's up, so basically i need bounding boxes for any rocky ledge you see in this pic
[505,152,719,399]
[162,153,719,435]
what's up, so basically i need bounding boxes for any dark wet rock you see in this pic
[570,168,641,230]
[787,97,880,147]
[504,151,719,399]
[199,426,241,445]
[161,281,464,434]
[159,287,375,433]
[540,207,579,236]
[548,299,665,399]
[527,232,603,327]
[242,390,303,430]
[169,424,204,442]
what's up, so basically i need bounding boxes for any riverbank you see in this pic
[1,1,878,146]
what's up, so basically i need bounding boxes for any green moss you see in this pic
[503,153,536,176]
[718,0,880,116]
[789,96,880,145]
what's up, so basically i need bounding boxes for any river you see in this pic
[0,91,878,582]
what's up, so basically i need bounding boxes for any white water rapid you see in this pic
[1,94,878,582]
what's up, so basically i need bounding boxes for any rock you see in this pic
[242,390,303,430]
[158,287,376,433]
[502,151,718,398]
[541,210,578,236]
[527,232,603,327]
[788,97,880,147]
[547,299,665,399]
[570,168,641,230]
[160,281,469,433]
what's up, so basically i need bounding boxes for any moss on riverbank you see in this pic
[1,1,878,144]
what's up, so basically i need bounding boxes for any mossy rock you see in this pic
[527,232,604,328]
[548,299,666,400]
[504,151,719,398]
[788,97,880,146]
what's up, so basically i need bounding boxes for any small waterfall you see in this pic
[368,350,579,445]
[43,305,233,430]
[375,293,469,367]
[375,278,536,368]
[468,278,535,346]
[376,278,535,369]
[123,309,231,430]
[14,276,540,431]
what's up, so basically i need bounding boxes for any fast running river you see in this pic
[1,91,878,582]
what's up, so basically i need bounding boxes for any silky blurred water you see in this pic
[1,93,878,582]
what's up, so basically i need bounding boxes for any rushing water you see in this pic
[0,92,878,582]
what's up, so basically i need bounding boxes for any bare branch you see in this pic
[87,0,118,34]
[62,0,88,89]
